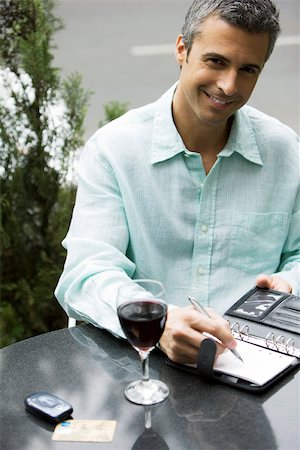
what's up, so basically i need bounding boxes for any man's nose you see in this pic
[216,69,238,97]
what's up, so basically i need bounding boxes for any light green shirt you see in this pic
[55,85,300,336]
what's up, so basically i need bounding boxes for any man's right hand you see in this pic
[159,306,237,364]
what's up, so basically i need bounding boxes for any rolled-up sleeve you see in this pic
[55,136,136,336]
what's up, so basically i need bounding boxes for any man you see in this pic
[55,0,299,364]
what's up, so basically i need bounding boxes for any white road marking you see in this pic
[130,35,300,56]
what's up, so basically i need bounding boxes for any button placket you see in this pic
[190,161,221,304]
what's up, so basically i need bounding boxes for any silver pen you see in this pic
[188,296,244,363]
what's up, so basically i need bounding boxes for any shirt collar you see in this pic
[151,84,263,166]
[151,83,185,164]
[219,107,263,165]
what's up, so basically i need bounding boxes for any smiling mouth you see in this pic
[205,92,235,105]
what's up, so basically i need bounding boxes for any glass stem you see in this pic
[144,406,152,429]
[140,351,150,382]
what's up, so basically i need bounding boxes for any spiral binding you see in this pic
[230,321,300,358]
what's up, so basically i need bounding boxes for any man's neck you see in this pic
[172,96,233,173]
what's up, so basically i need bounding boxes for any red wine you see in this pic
[117,300,167,351]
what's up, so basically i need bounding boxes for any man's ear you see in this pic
[175,34,187,66]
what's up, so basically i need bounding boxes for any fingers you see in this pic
[203,308,237,350]
[256,274,292,293]
[159,306,236,364]
[159,307,201,363]
[255,273,272,289]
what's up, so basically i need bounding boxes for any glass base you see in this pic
[124,379,170,405]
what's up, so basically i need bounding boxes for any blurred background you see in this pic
[1,0,299,347]
[53,0,300,139]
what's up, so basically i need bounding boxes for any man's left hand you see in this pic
[255,274,292,293]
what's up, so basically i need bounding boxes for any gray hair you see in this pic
[181,0,281,62]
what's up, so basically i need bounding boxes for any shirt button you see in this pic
[197,266,205,276]
[201,224,208,233]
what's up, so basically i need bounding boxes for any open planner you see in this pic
[213,339,298,386]
[166,287,300,392]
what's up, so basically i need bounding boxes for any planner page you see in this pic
[213,340,298,386]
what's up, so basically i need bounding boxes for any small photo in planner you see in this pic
[234,291,282,318]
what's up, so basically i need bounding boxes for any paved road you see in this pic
[53,0,300,139]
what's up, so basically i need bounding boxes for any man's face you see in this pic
[175,15,270,128]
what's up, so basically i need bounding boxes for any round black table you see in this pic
[1,324,299,450]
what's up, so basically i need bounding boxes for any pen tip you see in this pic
[232,348,244,363]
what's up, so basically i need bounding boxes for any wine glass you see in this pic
[117,279,170,405]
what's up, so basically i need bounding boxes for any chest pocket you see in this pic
[227,212,289,274]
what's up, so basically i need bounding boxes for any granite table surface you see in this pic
[1,323,299,450]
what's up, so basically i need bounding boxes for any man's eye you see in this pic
[242,66,258,75]
[210,58,223,65]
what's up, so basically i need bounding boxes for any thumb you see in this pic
[255,274,272,289]
[255,274,292,293]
